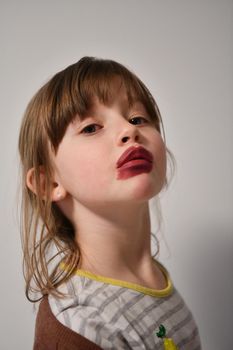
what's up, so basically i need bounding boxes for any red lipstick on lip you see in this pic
[116,146,153,179]
[116,146,153,168]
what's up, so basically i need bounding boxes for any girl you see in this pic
[18,56,201,349]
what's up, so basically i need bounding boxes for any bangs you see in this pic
[42,57,161,153]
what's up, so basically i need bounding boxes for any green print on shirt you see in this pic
[156,324,179,350]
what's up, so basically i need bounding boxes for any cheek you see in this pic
[151,132,167,178]
[57,145,111,194]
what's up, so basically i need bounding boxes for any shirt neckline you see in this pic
[60,259,173,298]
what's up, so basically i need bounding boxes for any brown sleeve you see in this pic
[33,295,103,350]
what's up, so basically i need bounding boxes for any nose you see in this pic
[117,120,140,145]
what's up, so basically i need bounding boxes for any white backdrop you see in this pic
[0,1,232,349]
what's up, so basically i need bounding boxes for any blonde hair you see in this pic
[18,56,176,302]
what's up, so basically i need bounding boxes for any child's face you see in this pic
[51,89,166,211]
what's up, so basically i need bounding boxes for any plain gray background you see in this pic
[1,0,232,349]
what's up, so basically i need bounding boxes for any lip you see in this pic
[116,146,153,169]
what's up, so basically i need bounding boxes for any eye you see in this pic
[81,124,101,134]
[129,116,150,125]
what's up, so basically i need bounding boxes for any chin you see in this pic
[127,174,161,202]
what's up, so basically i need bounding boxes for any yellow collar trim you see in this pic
[60,259,173,298]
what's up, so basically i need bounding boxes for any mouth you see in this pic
[116,146,153,180]
[116,146,153,169]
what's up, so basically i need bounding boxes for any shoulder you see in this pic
[33,295,103,350]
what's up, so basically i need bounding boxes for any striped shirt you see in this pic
[49,260,201,349]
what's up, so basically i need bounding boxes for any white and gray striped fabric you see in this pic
[49,266,201,349]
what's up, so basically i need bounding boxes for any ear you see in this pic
[26,167,67,202]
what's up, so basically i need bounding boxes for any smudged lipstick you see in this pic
[116,146,153,180]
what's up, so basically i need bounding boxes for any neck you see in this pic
[73,201,154,279]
